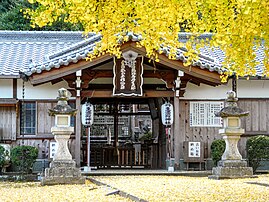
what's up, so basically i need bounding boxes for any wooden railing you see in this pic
[90,144,151,168]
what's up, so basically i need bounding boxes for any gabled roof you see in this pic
[0,31,265,78]
[0,31,84,78]
[21,32,226,77]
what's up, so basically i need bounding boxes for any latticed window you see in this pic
[20,102,36,134]
[190,101,224,127]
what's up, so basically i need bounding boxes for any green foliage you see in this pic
[0,146,5,168]
[139,132,153,142]
[0,0,16,13]
[246,135,269,173]
[211,139,226,166]
[0,5,32,31]
[10,145,38,173]
[0,146,7,169]
[0,0,82,31]
[0,145,9,174]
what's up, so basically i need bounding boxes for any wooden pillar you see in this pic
[13,79,17,99]
[151,118,159,168]
[113,101,119,148]
[75,70,82,167]
[113,101,119,164]
[75,96,81,167]
[173,96,180,166]
[232,76,237,95]
[173,70,184,168]
[156,98,166,168]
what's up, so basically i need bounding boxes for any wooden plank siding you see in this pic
[178,99,269,160]
[239,99,269,134]
[37,101,55,136]
[0,106,17,141]
[178,100,221,160]
[2,98,269,166]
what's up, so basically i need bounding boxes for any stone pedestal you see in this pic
[210,125,253,180]
[42,127,85,185]
[211,160,253,179]
[209,91,253,180]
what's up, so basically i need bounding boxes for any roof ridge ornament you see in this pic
[122,50,138,68]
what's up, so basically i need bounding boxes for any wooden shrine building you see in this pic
[1,31,268,171]
[20,33,222,169]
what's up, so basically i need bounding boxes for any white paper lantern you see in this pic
[161,102,174,126]
[81,102,94,126]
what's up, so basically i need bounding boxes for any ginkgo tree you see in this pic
[25,0,268,81]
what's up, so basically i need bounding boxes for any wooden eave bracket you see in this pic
[29,42,221,87]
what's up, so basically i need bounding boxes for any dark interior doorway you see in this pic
[81,98,166,169]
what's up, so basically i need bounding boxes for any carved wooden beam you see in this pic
[64,69,177,89]
[69,89,175,98]
[143,70,176,88]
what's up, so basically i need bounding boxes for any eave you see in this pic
[28,41,222,86]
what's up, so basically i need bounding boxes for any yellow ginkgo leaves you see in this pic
[25,0,269,81]
[91,174,269,202]
[0,181,130,202]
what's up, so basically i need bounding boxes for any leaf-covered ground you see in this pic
[0,180,130,202]
[0,174,268,201]
[91,174,269,201]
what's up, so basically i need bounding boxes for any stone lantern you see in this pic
[209,91,253,179]
[42,88,85,185]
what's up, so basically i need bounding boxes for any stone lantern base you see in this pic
[209,160,253,180]
[41,160,85,185]
[42,88,85,185]
[41,127,85,186]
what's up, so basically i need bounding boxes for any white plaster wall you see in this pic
[0,79,13,98]
[17,80,70,99]
[184,79,269,99]
[12,78,269,100]
[237,80,269,98]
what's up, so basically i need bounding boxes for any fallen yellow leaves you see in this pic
[0,174,268,201]
[0,180,130,202]
[91,174,269,202]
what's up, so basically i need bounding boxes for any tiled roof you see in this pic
[0,31,85,78]
[0,31,265,78]
[21,32,224,76]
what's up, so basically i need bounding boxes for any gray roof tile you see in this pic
[0,31,265,78]
[0,31,84,77]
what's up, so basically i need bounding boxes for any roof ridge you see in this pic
[0,30,88,41]
[45,34,101,61]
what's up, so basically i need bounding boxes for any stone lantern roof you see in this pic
[215,91,249,118]
[48,88,77,116]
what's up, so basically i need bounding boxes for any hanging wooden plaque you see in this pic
[113,54,143,96]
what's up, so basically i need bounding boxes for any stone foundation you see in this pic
[209,160,253,180]
[41,160,85,186]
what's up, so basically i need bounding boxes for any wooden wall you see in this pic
[177,99,269,160]
[36,101,56,136]
[238,98,269,157]
[238,99,269,134]
[2,98,269,163]
[0,100,76,160]
[0,106,17,141]
[177,100,221,160]
[17,100,76,159]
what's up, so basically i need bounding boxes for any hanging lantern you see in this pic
[81,102,94,126]
[161,102,174,126]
